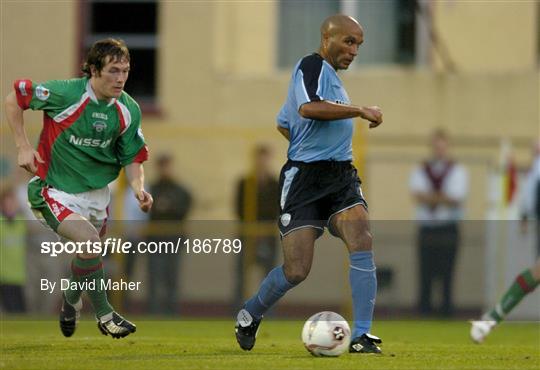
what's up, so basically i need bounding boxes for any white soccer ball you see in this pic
[301,311,351,357]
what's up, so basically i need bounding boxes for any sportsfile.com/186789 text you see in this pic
[40,237,242,257]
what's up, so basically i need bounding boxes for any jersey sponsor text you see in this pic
[69,134,112,148]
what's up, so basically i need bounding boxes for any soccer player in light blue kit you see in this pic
[235,14,384,353]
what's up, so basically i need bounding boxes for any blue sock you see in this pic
[244,266,296,319]
[349,250,377,338]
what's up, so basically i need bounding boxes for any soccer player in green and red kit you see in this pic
[470,259,539,343]
[470,143,540,343]
[4,38,153,338]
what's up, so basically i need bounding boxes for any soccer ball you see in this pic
[301,311,351,357]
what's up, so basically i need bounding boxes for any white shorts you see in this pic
[28,176,110,235]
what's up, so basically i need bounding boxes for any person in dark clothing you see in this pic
[0,186,27,313]
[234,144,280,309]
[147,154,192,315]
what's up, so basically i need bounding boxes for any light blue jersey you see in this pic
[277,53,354,162]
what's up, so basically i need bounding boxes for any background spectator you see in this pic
[233,144,280,309]
[0,185,27,313]
[409,129,468,316]
[148,154,192,314]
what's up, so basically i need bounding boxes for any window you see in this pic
[80,0,159,110]
[278,0,340,68]
[277,0,417,68]
[354,0,416,65]
[396,0,417,64]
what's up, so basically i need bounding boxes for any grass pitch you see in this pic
[1,318,538,370]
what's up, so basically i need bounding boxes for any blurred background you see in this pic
[1,1,538,321]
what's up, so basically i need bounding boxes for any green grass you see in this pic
[1,318,538,369]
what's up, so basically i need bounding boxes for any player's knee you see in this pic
[284,266,310,285]
[347,229,373,252]
[83,233,101,245]
[77,234,102,259]
[285,272,308,285]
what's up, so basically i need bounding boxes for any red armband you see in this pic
[133,145,149,163]
[13,79,33,110]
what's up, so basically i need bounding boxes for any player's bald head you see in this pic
[320,14,363,39]
[318,14,364,70]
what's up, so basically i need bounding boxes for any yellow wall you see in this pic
[1,0,77,126]
[433,1,538,72]
[213,2,277,75]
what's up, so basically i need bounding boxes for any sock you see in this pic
[244,266,296,319]
[484,268,539,323]
[70,256,113,318]
[349,250,377,338]
[64,257,83,305]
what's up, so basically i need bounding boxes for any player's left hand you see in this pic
[367,106,382,129]
[360,106,383,129]
[136,190,153,213]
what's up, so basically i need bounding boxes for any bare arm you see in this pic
[125,162,153,213]
[4,91,44,173]
[277,126,290,141]
[298,101,383,128]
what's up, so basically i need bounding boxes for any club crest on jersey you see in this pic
[35,85,50,101]
[281,213,291,227]
[93,121,107,132]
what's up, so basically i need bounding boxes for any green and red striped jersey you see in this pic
[14,77,148,193]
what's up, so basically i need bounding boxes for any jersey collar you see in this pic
[86,80,117,107]
[313,53,340,78]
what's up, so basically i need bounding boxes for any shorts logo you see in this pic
[281,213,291,227]
[93,121,107,132]
[51,203,65,217]
[35,85,50,101]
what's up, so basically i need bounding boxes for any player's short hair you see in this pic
[82,38,130,77]
[157,153,173,167]
[432,128,448,141]
[254,143,272,157]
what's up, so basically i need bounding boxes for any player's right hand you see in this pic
[136,189,153,213]
[18,144,44,174]
[360,106,383,128]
